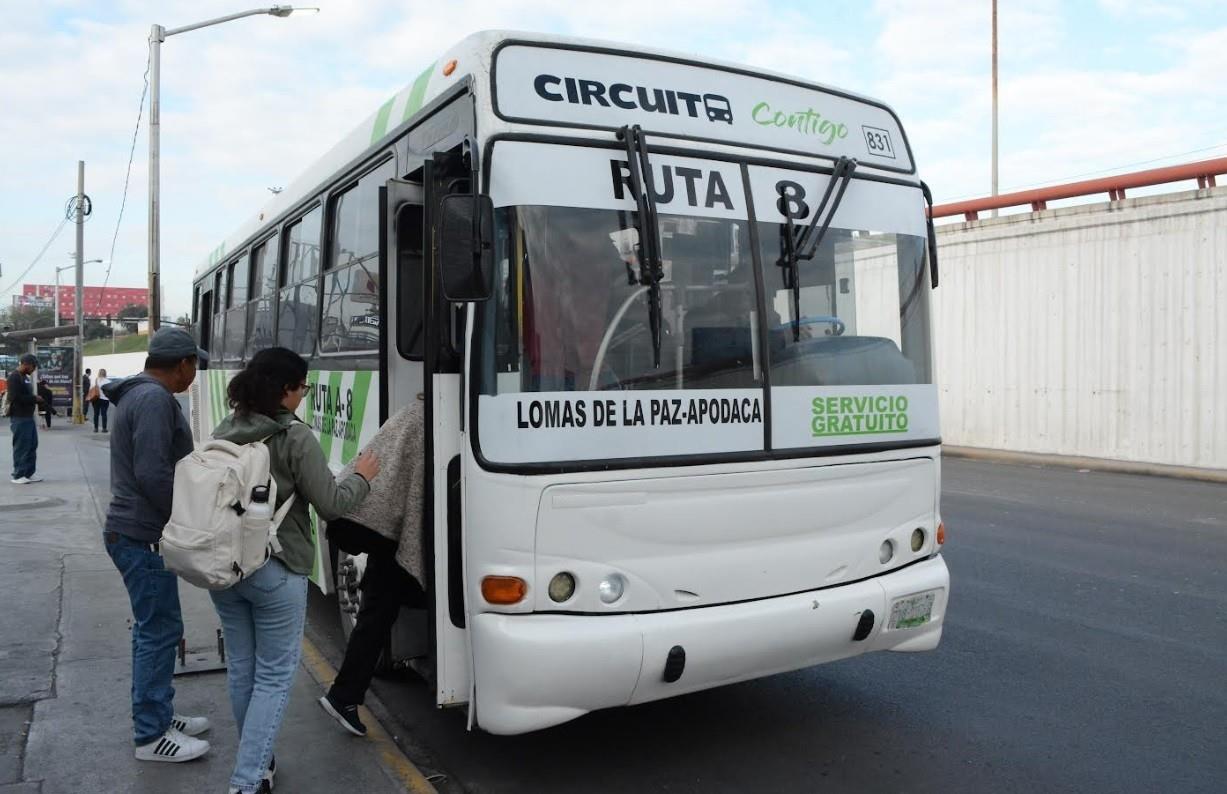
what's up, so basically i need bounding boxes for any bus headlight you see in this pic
[548,572,576,603]
[879,540,894,565]
[911,528,925,552]
[598,574,626,604]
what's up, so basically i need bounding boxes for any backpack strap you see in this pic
[261,419,305,555]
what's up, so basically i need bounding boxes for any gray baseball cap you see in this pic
[148,327,209,365]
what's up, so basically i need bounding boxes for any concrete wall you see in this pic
[83,352,146,380]
[932,186,1226,470]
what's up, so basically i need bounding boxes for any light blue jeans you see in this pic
[210,558,307,793]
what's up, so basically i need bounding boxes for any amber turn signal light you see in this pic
[443,59,458,77]
[481,575,527,605]
[936,522,946,546]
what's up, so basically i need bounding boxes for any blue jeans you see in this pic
[92,399,109,431]
[210,559,307,793]
[104,532,183,745]
[10,416,37,479]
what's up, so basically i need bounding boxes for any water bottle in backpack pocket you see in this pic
[162,434,295,590]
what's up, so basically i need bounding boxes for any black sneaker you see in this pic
[318,692,366,736]
[263,754,276,790]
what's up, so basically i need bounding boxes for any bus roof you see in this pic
[192,29,912,281]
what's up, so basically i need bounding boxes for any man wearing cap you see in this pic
[8,353,45,484]
[102,327,213,763]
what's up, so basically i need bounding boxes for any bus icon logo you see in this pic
[703,94,733,124]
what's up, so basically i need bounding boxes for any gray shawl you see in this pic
[336,401,426,580]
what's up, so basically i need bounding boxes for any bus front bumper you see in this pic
[469,555,949,735]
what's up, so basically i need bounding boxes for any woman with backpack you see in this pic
[209,347,379,794]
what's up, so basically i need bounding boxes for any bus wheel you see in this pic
[335,550,366,640]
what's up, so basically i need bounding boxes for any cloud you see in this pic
[1,0,1224,318]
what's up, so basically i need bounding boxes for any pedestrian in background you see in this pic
[210,347,379,794]
[7,354,44,484]
[90,367,110,432]
[102,328,210,763]
[81,367,92,421]
[37,382,57,429]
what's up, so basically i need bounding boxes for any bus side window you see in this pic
[198,289,214,356]
[278,205,322,357]
[322,158,393,354]
[224,253,249,363]
[246,235,279,359]
[396,204,425,359]
[191,286,200,336]
[210,267,227,364]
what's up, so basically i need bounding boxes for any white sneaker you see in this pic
[134,726,209,762]
[24,475,43,483]
[10,477,28,485]
[170,714,210,736]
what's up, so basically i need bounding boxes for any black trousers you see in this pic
[327,520,426,706]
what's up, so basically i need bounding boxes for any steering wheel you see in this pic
[774,315,846,337]
[589,286,649,391]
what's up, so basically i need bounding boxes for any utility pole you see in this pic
[991,0,999,218]
[148,24,162,333]
[74,161,85,424]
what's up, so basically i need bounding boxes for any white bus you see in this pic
[190,30,948,735]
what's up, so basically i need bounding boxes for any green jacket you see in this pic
[212,408,370,576]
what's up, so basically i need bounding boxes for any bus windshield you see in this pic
[482,205,761,393]
[476,144,936,465]
[479,210,933,395]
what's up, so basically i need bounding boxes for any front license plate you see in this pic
[888,591,936,629]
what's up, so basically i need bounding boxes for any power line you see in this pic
[95,49,151,316]
[1,217,71,298]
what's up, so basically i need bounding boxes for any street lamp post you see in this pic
[56,258,102,326]
[148,5,302,333]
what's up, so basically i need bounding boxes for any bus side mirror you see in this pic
[438,194,494,302]
[920,181,939,289]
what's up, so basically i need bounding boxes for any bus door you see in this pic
[383,168,473,710]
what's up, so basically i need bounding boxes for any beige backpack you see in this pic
[161,433,295,590]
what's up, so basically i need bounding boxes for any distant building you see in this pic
[19,285,148,323]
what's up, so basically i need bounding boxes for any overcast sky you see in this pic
[2,0,1224,319]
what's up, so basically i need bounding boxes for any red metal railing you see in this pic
[930,156,1227,221]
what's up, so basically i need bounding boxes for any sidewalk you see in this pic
[0,421,416,793]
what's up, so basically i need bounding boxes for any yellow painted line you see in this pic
[300,636,438,794]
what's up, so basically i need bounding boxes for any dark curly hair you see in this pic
[227,347,308,418]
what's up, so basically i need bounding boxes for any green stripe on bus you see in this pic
[217,370,227,425]
[402,65,434,123]
[211,370,223,429]
[370,97,396,145]
[318,371,344,462]
[302,369,316,428]
[342,371,372,463]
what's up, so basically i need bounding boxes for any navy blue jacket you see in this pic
[103,374,194,542]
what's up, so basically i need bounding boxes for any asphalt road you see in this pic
[307,458,1227,794]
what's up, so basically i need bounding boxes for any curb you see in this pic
[942,445,1227,484]
[300,636,438,794]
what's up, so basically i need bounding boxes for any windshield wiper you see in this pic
[778,156,858,341]
[617,124,665,368]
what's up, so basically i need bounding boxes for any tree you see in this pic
[118,304,148,319]
[83,321,111,341]
[0,305,54,331]
[0,305,54,356]
[174,313,192,328]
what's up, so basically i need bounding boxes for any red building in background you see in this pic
[17,285,148,323]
